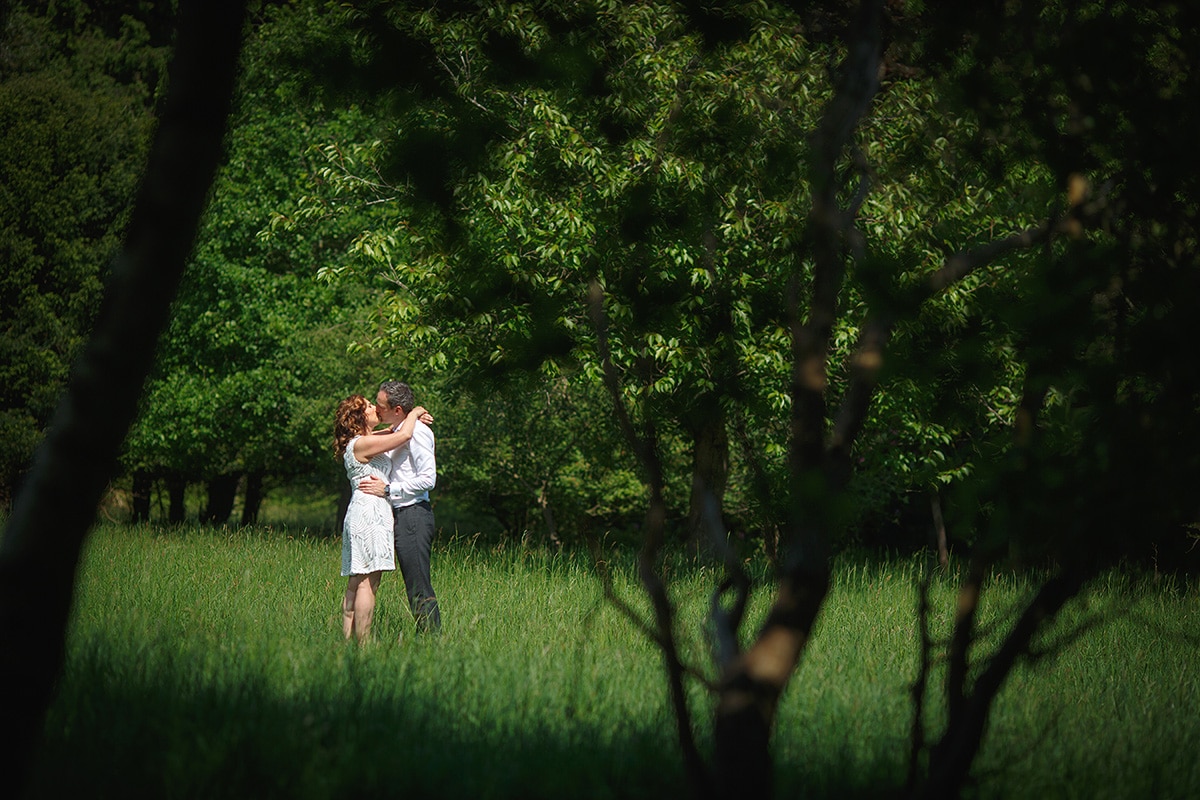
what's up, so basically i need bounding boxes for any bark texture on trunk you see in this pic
[131,471,152,523]
[713,566,830,799]
[167,475,187,524]
[931,489,949,568]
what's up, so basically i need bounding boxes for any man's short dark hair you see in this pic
[379,380,415,413]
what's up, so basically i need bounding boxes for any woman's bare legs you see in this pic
[355,571,381,642]
[342,580,358,639]
[343,572,382,643]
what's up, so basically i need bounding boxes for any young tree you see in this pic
[272,1,1131,796]
[905,3,1200,795]
[283,1,844,548]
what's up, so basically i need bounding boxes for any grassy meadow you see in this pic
[23,522,1200,799]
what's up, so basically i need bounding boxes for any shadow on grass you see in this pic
[30,661,663,799]
[27,643,903,800]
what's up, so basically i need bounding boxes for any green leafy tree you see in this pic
[0,3,168,503]
[282,1,1042,554]
[431,370,645,544]
[903,3,1200,794]
[285,1,837,547]
[122,1,391,524]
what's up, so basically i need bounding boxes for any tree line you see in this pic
[4,1,1200,797]
[0,0,1068,554]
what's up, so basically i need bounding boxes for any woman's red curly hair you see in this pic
[333,394,369,457]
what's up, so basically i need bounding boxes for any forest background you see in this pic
[6,0,1200,563]
[3,1,1200,798]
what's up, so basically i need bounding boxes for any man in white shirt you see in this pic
[359,380,441,633]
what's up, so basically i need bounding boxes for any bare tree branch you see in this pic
[794,0,884,476]
[927,566,1082,800]
[828,316,889,464]
[943,379,1048,730]
[587,280,710,796]
[945,559,984,726]
[701,483,751,671]
[906,558,937,791]
[925,177,1112,299]
[828,177,1111,465]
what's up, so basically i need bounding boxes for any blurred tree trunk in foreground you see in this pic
[0,0,247,792]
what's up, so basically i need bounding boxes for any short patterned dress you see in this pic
[341,435,396,576]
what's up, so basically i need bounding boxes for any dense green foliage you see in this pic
[0,3,168,502]
[254,4,1200,796]
[28,524,1200,799]
[120,3,400,524]
[0,2,412,520]
[5,0,1198,561]
[272,1,1051,548]
[11,0,1196,563]
[262,1,1200,570]
[911,1,1200,572]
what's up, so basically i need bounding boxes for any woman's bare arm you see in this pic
[353,406,429,462]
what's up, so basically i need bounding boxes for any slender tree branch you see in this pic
[1023,608,1107,663]
[701,478,751,671]
[828,177,1111,467]
[794,0,883,477]
[828,316,889,463]
[927,224,1051,296]
[587,280,710,796]
[906,558,937,791]
[925,178,1113,299]
[968,569,1086,726]
[945,557,984,725]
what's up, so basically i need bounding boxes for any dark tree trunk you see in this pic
[538,482,560,546]
[131,471,152,523]
[931,488,949,568]
[713,557,830,799]
[0,3,247,792]
[167,475,187,524]
[685,401,729,551]
[202,473,239,525]
[922,571,1084,799]
[240,471,265,526]
[711,0,884,788]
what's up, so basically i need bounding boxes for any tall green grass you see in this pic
[25,524,1200,799]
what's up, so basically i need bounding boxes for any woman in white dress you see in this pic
[333,395,431,643]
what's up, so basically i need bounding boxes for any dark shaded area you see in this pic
[28,648,688,800]
[6,2,1200,798]
[26,639,919,800]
